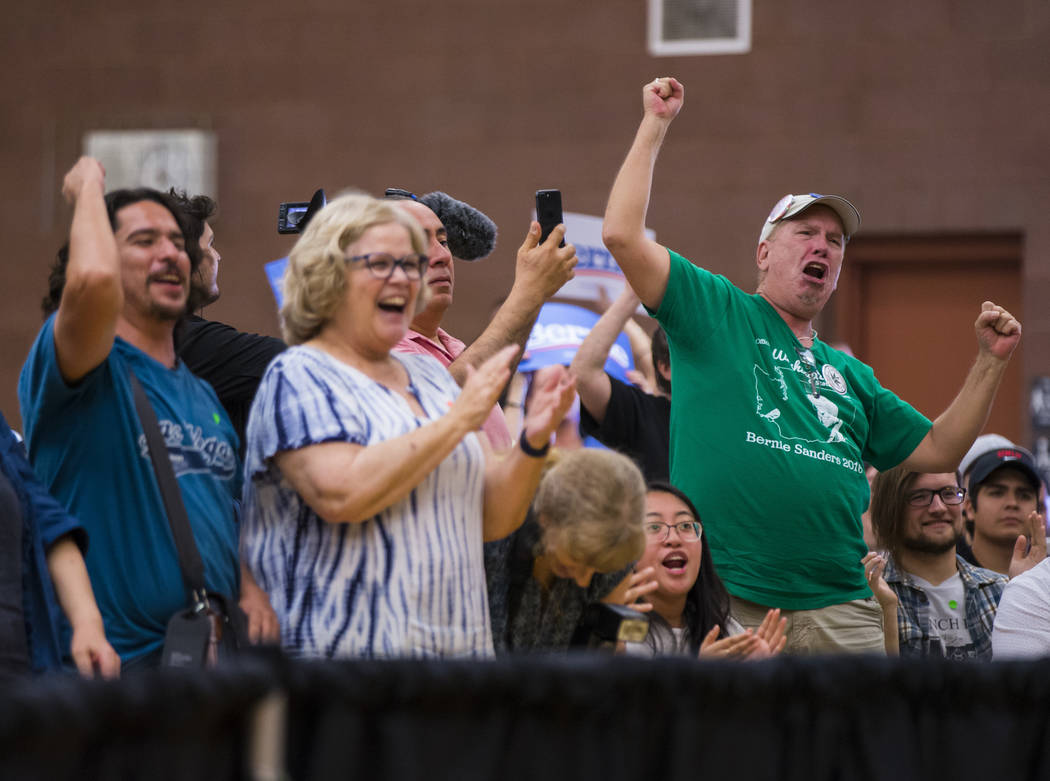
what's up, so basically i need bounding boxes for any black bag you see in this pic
[162,593,248,668]
[129,370,248,668]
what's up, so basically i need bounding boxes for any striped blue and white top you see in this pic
[242,345,492,659]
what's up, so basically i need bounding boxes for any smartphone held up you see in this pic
[535,189,566,247]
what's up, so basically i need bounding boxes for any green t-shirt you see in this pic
[652,250,931,610]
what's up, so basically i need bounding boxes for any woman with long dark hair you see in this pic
[625,482,786,658]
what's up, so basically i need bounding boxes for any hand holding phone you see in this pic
[535,189,565,247]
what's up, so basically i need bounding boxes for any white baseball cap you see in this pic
[759,193,861,243]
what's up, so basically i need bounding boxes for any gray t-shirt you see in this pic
[909,572,978,660]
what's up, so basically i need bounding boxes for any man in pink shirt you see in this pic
[391,192,577,450]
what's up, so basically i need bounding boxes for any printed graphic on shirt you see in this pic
[807,394,846,443]
[919,574,979,660]
[923,600,978,663]
[746,339,865,475]
[136,418,237,480]
[929,614,980,661]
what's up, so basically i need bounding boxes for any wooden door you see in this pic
[831,234,1023,442]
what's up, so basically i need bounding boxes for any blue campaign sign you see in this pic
[265,257,289,308]
[517,302,634,382]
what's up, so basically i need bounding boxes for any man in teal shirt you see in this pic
[601,77,1023,653]
[19,158,278,667]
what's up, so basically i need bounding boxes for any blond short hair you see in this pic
[533,449,646,573]
[280,191,427,345]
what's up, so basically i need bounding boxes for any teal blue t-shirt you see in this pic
[18,316,241,661]
[653,250,931,610]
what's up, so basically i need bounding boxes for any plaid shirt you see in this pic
[883,553,1007,661]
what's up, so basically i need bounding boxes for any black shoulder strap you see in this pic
[129,369,207,603]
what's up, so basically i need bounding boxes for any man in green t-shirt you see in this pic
[601,77,1023,654]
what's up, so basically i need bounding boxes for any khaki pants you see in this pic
[730,594,885,655]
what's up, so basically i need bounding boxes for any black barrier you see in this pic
[0,655,274,781]
[3,653,1050,780]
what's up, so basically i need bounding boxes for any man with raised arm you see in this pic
[571,285,671,482]
[19,158,277,669]
[601,77,1022,653]
[391,193,577,450]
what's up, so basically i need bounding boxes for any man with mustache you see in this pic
[19,157,275,669]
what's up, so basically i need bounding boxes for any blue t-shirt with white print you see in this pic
[19,315,240,662]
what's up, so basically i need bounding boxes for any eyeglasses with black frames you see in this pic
[346,252,429,281]
[644,520,702,543]
[906,486,966,507]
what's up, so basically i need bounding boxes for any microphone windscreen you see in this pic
[419,191,497,261]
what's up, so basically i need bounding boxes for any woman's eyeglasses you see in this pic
[644,521,702,542]
[346,252,429,281]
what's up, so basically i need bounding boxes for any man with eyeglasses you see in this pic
[869,467,1014,660]
[601,77,1023,654]
[388,190,577,450]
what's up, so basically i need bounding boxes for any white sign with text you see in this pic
[544,211,655,304]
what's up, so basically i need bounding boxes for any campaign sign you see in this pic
[265,257,289,308]
[544,211,655,304]
[517,302,633,382]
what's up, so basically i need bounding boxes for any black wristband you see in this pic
[519,431,550,458]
